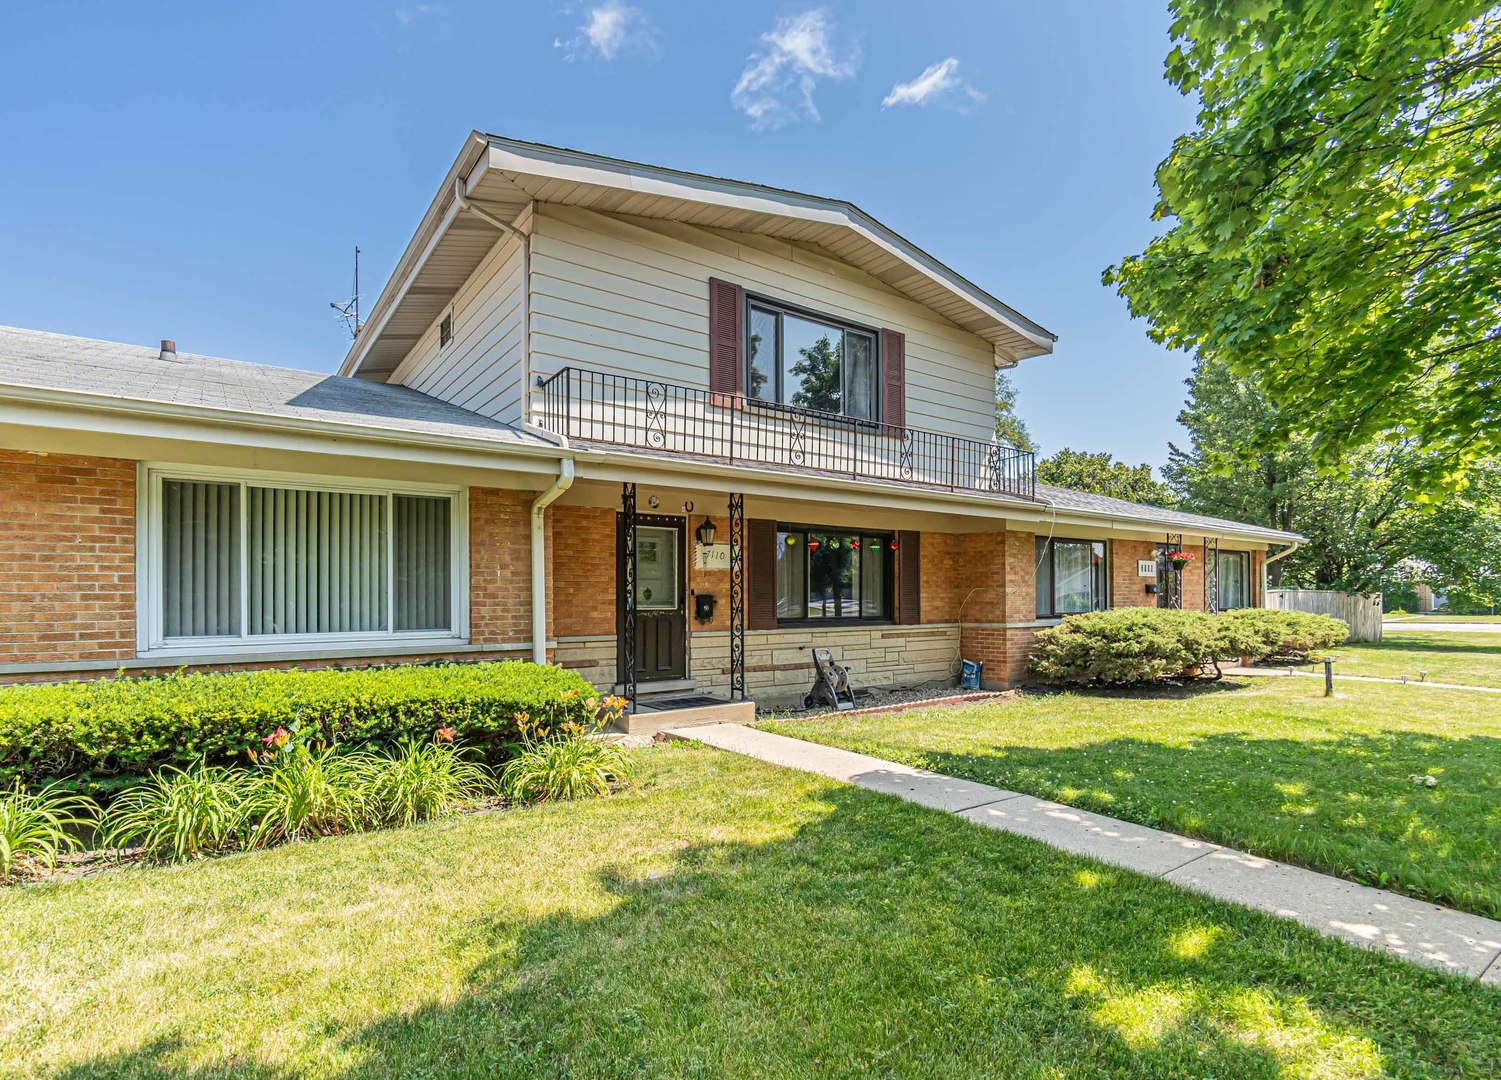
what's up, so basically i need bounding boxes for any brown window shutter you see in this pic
[709,278,744,397]
[896,530,921,624]
[881,328,906,429]
[747,519,778,630]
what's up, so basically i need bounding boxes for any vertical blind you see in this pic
[159,478,455,641]
[394,495,451,631]
[162,480,241,638]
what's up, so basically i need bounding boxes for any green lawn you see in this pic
[1386,614,1501,624]
[1308,630,1501,688]
[763,677,1501,919]
[3,743,1497,1078]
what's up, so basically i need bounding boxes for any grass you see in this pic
[1307,630,1501,688]
[2,742,1497,1078]
[762,677,1501,918]
[1386,614,1501,624]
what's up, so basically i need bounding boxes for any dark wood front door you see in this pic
[618,514,687,683]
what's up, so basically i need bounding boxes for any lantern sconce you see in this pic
[695,516,717,546]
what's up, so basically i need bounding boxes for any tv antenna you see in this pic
[330,245,361,340]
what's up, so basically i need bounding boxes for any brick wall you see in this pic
[0,451,135,666]
[1110,539,1158,609]
[550,505,617,637]
[469,487,537,647]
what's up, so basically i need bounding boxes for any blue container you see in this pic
[960,659,984,690]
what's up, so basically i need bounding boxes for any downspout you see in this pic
[529,458,575,664]
[1262,539,1302,603]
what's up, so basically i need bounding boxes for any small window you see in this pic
[775,527,892,622]
[1217,551,1250,610]
[1035,538,1108,618]
[439,312,454,348]
[746,299,878,421]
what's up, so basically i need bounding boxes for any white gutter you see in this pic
[1265,539,1301,566]
[529,458,575,663]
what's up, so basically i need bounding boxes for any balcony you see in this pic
[536,367,1036,501]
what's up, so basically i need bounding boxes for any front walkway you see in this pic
[665,722,1501,984]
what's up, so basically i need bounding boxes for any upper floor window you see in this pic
[1035,537,1108,618]
[746,299,878,420]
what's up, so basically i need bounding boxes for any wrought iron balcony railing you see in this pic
[536,367,1036,501]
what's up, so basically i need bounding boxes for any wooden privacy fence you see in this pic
[1266,590,1383,642]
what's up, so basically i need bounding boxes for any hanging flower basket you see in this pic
[1164,550,1195,570]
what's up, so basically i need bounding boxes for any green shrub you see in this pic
[357,736,494,827]
[0,661,599,793]
[0,782,97,879]
[102,761,250,862]
[500,732,632,804]
[1029,608,1229,685]
[1218,609,1349,661]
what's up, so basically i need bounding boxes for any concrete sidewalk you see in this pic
[1222,665,1501,694]
[664,722,1501,984]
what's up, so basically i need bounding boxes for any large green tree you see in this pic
[1037,449,1177,507]
[1167,358,1501,601]
[1107,2,1501,491]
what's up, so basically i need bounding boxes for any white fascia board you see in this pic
[482,138,1057,355]
[567,446,1299,543]
[0,385,570,474]
[339,132,491,377]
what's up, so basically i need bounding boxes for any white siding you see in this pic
[389,207,530,424]
[529,204,998,442]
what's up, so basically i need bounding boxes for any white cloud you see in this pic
[395,4,440,26]
[881,57,984,111]
[731,9,859,130]
[555,1,660,62]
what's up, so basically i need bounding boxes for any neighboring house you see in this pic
[0,133,1300,704]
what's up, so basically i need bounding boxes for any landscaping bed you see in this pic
[2,742,1496,1077]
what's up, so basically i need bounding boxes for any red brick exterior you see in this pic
[0,451,135,666]
[469,487,539,647]
[550,505,617,638]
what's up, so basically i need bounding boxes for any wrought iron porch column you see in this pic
[1205,537,1220,614]
[728,493,746,700]
[621,482,638,714]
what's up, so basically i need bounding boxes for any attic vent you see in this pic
[439,312,454,348]
[159,339,177,361]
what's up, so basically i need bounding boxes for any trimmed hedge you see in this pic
[0,661,601,794]
[1217,608,1349,661]
[1028,607,1349,686]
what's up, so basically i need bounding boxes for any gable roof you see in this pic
[342,132,1058,380]
[0,325,549,450]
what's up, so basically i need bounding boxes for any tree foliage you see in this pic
[1037,448,1176,507]
[1166,358,1501,602]
[993,370,1035,452]
[1107,2,1501,491]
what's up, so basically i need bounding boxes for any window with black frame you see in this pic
[774,527,892,622]
[1035,538,1108,618]
[747,299,878,420]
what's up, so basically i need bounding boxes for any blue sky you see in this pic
[0,2,1197,468]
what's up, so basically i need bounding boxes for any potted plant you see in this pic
[1164,549,1194,571]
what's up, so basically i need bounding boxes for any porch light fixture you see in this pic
[695,517,717,546]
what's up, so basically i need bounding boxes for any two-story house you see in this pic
[0,133,1300,709]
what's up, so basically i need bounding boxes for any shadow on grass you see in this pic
[907,729,1501,919]
[1347,636,1501,657]
[46,782,1500,1079]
